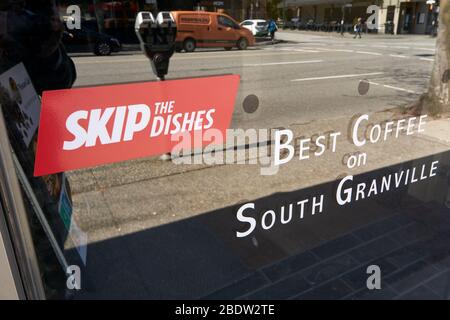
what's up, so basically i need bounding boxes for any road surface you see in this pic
[71,32,436,130]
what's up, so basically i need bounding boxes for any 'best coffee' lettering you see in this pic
[63,104,215,151]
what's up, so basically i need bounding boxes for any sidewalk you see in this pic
[419,118,450,144]
[67,110,450,299]
[68,111,450,241]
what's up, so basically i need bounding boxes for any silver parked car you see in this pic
[240,19,268,37]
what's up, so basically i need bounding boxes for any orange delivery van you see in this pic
[171,11,255,52]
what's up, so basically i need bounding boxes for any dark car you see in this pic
[62,21,121,56]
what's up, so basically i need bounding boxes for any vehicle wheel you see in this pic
[224,47,232,51]
[183,38,196,52]
[237,38,248,50]
[95,42,112,56]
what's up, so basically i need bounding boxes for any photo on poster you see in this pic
[0,63,40,147]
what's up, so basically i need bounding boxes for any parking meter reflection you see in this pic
[135,11,177,80]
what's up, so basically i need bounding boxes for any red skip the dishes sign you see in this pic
[34,75,240,176]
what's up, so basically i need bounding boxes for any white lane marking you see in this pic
[420,57,434,62]
[298,46,328,50]
[175,51,312,59]
[383,84,419,94]
[291,72,384,82]
[305,47,355,53]
[333,49,355,53]
[177,51,322,59]
[279,48,321,53]
[294,49,321,53]
[391,46,410,49]
[389,54,407,58]
[367,81,420,94]
[74,51,309,64]
[417,47,435,51]
[74,58,148,64]
[355,51,383,56]
[244,60,323,67]
[371,45,389,48]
